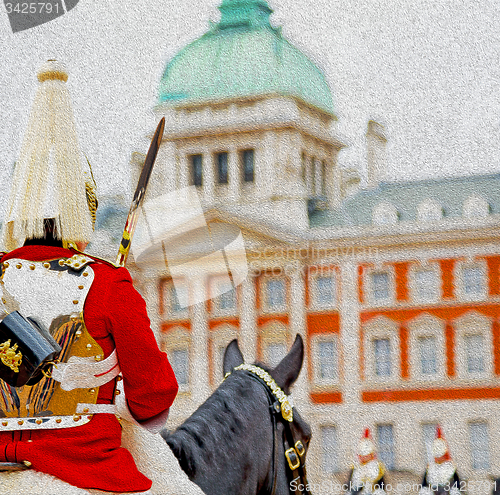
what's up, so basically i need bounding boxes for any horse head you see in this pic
[162,334,311,495]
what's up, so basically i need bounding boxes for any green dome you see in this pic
[158,0,335,115]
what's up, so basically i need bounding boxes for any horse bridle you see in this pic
[225,364,310,495]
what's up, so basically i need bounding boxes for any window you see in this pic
[190,154,203,187]
[414,269,439,302]
[315,275,336,306]
[418,336,438,375]
[316,340,338,381]
[216,152,228,184]
[321,426,339,473]
[372,272,390,302]
[265,343,287,367]
[241,149,254,183]
[163,281,189,316]
[409,314,445,380]
[422,423,438,463]
[463,196,489,219]
[171,285,183,313]
[210,276,237,315]
[377,424,395,470]
[373,202,399,226]
[417,199,443,222]
[465,335,485,374]
[456,312,492,378]
[469,422,490,470]
[211,278,236,313]
[463,267,484,296]
[374,338,392,377]
[219,286,236,310]
[171,349,189,386]
[266,279,286,310]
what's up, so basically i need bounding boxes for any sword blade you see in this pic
[116,117,165,267]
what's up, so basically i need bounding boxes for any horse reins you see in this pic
[225,364,310,495]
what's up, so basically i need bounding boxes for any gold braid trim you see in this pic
[225,363,294,422]
[85,181,98,229]
[84,156,98,230]
[37,71,68,82]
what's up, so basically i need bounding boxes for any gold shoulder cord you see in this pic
[225,363,294,422]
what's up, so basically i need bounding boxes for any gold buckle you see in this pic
[285,447,300,470]
[295,440,306,458]
[41,360,59,379]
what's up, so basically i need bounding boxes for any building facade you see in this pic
[126,0,500,490]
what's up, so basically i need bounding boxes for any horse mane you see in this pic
[163,363,271,480]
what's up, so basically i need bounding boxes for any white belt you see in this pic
[76,403,117,414]
[51,349,121,391]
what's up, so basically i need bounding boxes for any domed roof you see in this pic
[158,0,335,115]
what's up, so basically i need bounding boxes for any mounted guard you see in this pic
[0,60,178,494]
[346,428,387,495]
[420,426,463,495]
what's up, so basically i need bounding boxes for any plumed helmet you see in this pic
[358,428,377,463]
[432,426,451,463]
[1,60,96,251]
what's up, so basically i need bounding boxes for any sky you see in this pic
[0,0,499,209]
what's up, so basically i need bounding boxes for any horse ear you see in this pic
[223,339,244,376]
[272,334,304,395]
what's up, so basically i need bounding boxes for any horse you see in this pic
[162,334,312,495]
[0,334,311,495]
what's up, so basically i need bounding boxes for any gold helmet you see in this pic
[1,60,96,251]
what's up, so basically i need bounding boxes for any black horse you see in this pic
[162,335,312,495]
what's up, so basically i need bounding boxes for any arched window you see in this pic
[372,202,399,226]
[417,199,443,222]
[408,314,445,381]
[455,312,492,379]
[463,195,490,219]
[363,317,400,382]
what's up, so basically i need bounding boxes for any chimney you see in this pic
[366,120,387,189]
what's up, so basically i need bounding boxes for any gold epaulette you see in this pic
[69,246,120,269]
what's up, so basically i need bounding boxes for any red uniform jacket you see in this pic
[0,245,179,492]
